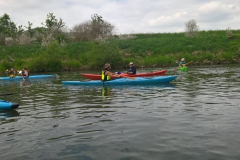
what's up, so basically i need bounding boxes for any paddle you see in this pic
[186,61,193,65]
[120,75,135,80]
[0,93,14,96]
[107,72,135,80]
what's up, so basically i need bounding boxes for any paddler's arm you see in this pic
[105,71,122,78]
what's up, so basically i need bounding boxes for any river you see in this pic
[0,65,240,160]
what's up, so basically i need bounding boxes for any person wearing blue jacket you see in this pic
[127,62,136,74]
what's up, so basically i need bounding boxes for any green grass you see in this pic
[0,30,240,72]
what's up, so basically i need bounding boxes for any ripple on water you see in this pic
[1,67,240,159]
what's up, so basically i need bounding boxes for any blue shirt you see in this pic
[127,66,136,74]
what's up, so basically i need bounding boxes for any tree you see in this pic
[40,13,66,46]
[90,14,115,40]
[70,14,115,42]
[0,13,23,37]
[70,22,92,41]
[42,13,65,31]
[226,27,233,38]
[24,21,35,38]
[185,19,199,37]
[0,13,24,45]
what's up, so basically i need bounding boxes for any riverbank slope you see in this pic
[0,30,240,72]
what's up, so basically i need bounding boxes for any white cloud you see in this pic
[197,1,236,22]
[0,0,240,34]
[149,12,187,26]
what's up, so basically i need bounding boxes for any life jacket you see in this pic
[179,61,186,67]
[9,74,15,78]
[102,70,111,81]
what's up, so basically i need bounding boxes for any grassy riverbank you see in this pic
[0,30,240,72]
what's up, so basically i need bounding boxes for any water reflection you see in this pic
[61,83,176,110]
[102,86,112,101]
[0,110,19,120]
[101,83,176,100]
[20,79,31,86]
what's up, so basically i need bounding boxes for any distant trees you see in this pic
[0,13,24,45]
[0,13,67,46]
[0,13,116,46]
[185,19,199,37]
[70,14,116,42]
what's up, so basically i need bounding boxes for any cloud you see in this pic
[149,12,187,27]
[0,0,240,34]
[195,1,240,30]
[197,1,237,22]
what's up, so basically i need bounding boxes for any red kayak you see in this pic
[81,70,167,80]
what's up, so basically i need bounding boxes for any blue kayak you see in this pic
[0,100,19,110]
[0,74,56,80]
[62,76,177,86]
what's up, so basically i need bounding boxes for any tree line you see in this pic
[1,12,236,48]
[0,13,116,46]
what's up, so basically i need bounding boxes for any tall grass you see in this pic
[0,30,240,72]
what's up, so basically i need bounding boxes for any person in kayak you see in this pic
[102,63,122,81]
[22,68,29,78]
[179,58,186,67]
[8,68,17,78]
[127,62,136,74]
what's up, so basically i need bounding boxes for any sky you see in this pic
[0,0,240,34]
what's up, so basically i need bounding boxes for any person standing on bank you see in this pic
[102,63,122,81]
[127,62,136,74]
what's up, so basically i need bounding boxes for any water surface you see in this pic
[0,65,240,160]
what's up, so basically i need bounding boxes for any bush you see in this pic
[62,60,82,70]
[79,42,123,69]
[0,61,12,71]
[29,55,62,72]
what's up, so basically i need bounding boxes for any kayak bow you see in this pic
[0,100,19,110]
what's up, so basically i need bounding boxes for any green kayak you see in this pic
[179,67,188,72]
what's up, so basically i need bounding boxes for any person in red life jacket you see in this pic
[127,62,136,74]
[102,63,122,81]
[22,68,29,78]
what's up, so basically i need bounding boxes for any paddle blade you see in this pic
[0,93,14,96]
[122,75,135,80]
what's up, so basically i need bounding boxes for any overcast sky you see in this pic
[0,0,240,34]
